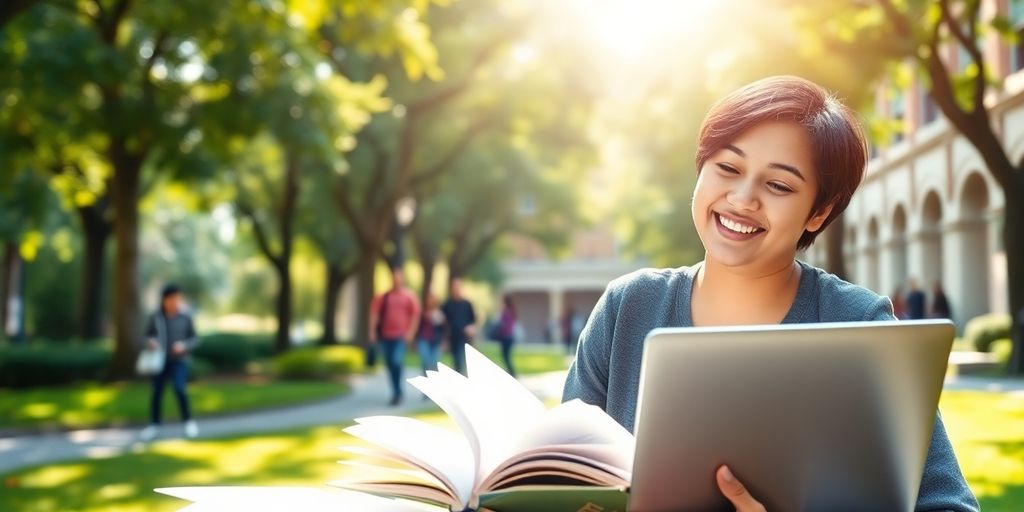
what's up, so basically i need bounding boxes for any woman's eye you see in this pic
[716,163,739,174]
[768,182,794,193]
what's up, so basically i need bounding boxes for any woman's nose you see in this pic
[727,180,760,210]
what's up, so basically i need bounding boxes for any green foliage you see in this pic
[991,338,1013,367]
[964,313,1012,352]
[192,332,273,373]
[0,342,109,388]
[272,345,363,380]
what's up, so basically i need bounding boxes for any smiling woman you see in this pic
[562,75,981,511]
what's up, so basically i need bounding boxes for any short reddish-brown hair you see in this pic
[694,75,867,250]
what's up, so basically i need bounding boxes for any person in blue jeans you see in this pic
[416,294,445,376]
[369,267,421,406]
[140,284,200,441]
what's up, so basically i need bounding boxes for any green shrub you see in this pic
[193,333,273,372]
[0,343,110,388]
[990,338,1012,368]
[188,356,216,381]
[272,345,363,380]
[963,314,1012,352]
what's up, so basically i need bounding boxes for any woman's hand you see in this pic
[716,465,766,512]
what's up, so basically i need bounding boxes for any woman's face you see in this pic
[691,121,832,274]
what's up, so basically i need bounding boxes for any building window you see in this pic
[920,88,939,125]
[890,91,906,144]
[1011,1,1024,72]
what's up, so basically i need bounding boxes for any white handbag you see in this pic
[136,348,165,376]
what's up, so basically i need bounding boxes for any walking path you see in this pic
[0,369,568,474]
[1,368,1020,475]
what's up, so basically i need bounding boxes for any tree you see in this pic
[784,0,1024,373]
[196,3,391,352]
[319,0,525,352]
[1,0,237,376]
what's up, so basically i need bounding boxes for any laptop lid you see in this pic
[628,320,954,512]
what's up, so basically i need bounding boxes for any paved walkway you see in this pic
[0,369,569,474]
[1,368,1021,475]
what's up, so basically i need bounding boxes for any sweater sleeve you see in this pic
[858,290,978,511]
[915,413,979,511]
[562,279,620,409]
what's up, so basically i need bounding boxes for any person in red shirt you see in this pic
[369,267,421,406]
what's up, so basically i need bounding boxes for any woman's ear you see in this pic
[805,203,834,233]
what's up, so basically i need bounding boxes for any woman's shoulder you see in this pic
[607,266,696,295]
[799,261,893,321]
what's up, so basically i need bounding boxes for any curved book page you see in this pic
[343,415,474,508]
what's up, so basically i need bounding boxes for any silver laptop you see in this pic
[629,320,954,512]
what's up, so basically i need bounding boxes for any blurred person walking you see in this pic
[890,287,908,320]
[369,267,421,406]
[905,278,926,320]
[416,294,445,375]
[441,278,476,375]
[139,284,201,441]
[495,295,518,377]
[930,281,952,319]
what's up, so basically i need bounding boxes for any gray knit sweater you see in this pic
[562,261,979,511]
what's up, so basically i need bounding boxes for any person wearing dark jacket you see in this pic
[139,284,201,441]
[441,278,477,376]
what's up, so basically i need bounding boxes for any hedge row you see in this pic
[962,313,1012,353]
[0,333,275,388]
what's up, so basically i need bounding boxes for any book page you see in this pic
[155,486,441,512]
[508,399,635,457]
[409,347,547,494]
[479,446,632,491]
[342,415,473,507]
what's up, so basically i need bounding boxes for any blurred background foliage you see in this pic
[0,0,1022,375]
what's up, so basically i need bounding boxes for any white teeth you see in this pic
[718,214,758,234]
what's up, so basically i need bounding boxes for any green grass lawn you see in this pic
[939,391,1024,510]
[0,380,348,431]
[0,341,563,433]
[1,388,1020,512]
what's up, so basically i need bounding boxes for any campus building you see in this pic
[500,226,646,344]
[804,0,1020,328]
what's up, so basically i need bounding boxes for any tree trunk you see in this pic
[108,155,143,379]
[824,214,847,281]
[76,203,112,340]
[355,256,375,350]
[420,255,437,306]
[273,156,299,354]
[273,259,292,353]
[1005,186,1024,375]
[320,263,347,346]
[0,242,16,341]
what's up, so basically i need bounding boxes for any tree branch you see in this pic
[332,180,374,248]
[456,220,508,274]
[141,30,169,99]
[938,0,986,113]
[0,0,39,28]
[408,114,496,191]
[237,199,281,267]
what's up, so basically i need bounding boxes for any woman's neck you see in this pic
[691,258,802,326]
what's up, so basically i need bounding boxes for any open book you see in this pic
[158,345,633,512]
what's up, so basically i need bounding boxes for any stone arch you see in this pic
[844,226,858,283]
[889,204,909,296]
[953,172,991,324]
[917,190,944,291]
[865,217,881,292]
